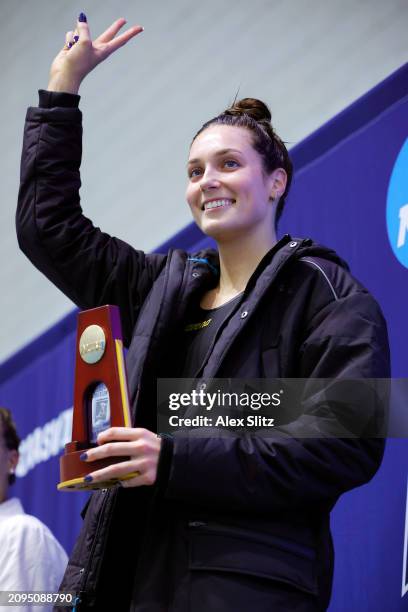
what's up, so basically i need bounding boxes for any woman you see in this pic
[16,14,390,612]
[0,408,68,611]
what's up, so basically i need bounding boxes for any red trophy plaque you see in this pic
[58,305,133,491]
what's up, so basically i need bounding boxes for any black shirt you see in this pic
[180,292,244,377]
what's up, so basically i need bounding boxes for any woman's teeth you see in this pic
[204,199,235,210]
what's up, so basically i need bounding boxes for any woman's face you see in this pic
[0,424,18,503]
[186,125,281,242]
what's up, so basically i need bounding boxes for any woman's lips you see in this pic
[203,198,235,211]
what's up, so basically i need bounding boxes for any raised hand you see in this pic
[48,13,144,94]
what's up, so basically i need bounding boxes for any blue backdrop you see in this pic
[1,63,407,610]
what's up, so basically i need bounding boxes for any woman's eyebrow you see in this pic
[187,148,242,167]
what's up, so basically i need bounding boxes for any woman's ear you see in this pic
[269,168,287,201]
[8,449,19,474]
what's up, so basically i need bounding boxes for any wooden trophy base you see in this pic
[58,444,137,491]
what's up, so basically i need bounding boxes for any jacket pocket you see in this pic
[187,521,317,596]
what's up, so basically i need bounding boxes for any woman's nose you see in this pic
[199,172,221,192]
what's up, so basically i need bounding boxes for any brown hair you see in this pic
[191,97,293,229]
[0,407,20,485]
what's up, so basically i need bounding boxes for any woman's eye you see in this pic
[224,159,239,168]
[189,168,201,178]
[188,159,239,179]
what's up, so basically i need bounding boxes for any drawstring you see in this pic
[187,256,219,276]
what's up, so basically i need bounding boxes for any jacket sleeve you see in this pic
[16,97,166,346]
[164,289,390,514]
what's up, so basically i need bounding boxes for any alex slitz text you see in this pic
[168,414,275,428]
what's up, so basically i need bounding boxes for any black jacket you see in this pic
[16,94,390,611]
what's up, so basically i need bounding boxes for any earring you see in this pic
[270,193,276,202]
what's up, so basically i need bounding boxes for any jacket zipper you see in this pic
[201,239,303,378]
[188,520,316,560]
[76,488,114,606]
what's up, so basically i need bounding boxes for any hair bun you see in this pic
[224,97,272,124]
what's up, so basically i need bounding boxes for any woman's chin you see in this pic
[198,222,242,243]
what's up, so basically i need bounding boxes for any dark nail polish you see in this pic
[84,475,93,482]
[79,452,87,461]
[68,42,73,48]
[74,35,79,42]
[79,12,87,23]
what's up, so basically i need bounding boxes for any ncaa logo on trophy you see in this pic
[386,138,408,269]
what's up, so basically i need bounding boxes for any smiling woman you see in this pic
[16,12,390,612]
[185,103,291,306]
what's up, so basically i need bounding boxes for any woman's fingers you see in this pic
[75,15,91,42]
[94,18,128,44]
[103,24,144,54]
[97,427,147,443]
[121,472,144,488]
[64,13,90,50]
[63,30,75,50]
[60,16,142,67]
[83,458,143,484]
[65,30,74,44]
[79,427,162,488]
[81,441,135,461]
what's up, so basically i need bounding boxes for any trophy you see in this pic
[58,305,133,491]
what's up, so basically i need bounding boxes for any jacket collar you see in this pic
[190,234,299,297]
[197,235,311,379]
